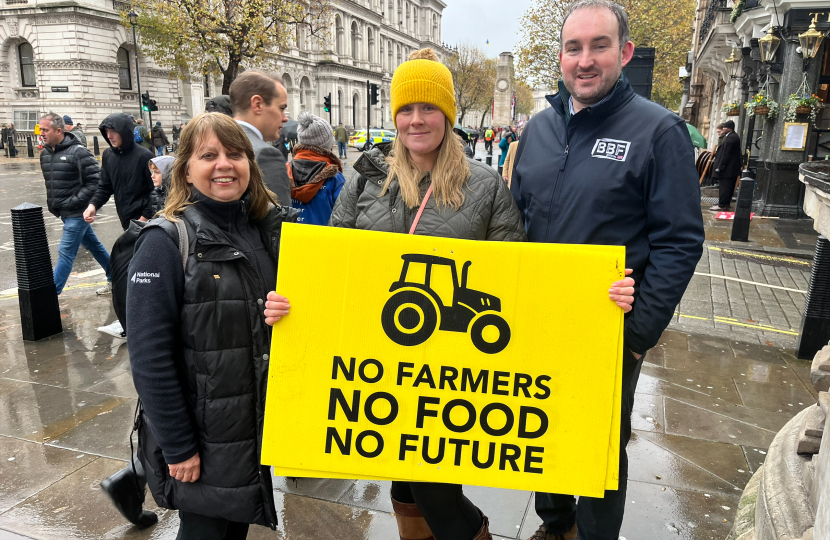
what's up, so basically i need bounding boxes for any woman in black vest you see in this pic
[127,112,294,539]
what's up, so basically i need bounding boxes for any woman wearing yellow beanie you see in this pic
[330,47,525,540]
[329,47,636,540]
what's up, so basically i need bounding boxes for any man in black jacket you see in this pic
[511,2,704,539]
[84,113,154,231]
[710,120,743,210]
[38,113,111,295]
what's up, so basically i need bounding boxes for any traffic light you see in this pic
[323,93,331,113]
[369,84,379,105]
[141,92,150,111]
[149,99,158,112]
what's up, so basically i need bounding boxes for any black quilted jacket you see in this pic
[40,131,101,219]
[329,144,526,241]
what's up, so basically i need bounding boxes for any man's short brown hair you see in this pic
[229,71,282,114]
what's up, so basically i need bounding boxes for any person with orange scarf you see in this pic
[286,111,346,225]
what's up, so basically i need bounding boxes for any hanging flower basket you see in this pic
[796,105,812,114]
[754,106,770,115]
[726,108,740,116]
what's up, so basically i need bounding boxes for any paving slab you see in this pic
[639,364,745,405]
[632,393,664,433]
[662,348,801,386]
[734,379,815,413]
[687,335,733,356]
[742,446,768,474]
[664,398,777,448]
[46,400,137,460]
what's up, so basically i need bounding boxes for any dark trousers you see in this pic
[534,350,645,540]
[716,174,738,208]
[391,481,482,540]
[485,140,492,153]
[176,511,249,540]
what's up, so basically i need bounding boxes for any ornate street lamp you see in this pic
[799,15,824,60]
[724,48,742,79]
[758,26,781,63]
[128,10,144,122]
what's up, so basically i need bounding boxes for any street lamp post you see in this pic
[129,10,144,122]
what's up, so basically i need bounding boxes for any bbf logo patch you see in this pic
[591,139,631,162]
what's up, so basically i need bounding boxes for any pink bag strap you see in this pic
[408,184,433,235]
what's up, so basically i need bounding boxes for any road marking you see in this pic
[693,272,806,293]
[708,246,811,266]
[676,312,798,335]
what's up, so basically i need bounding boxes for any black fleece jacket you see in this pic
[127,190,275,463]
[90,113,155,229]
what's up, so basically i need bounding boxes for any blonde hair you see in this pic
[163,112,278,220]
[383,117,471,210]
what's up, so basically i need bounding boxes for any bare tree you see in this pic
[446,44,497,126]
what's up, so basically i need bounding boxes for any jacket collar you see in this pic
[548,73,635,124]
[353,142,392,182]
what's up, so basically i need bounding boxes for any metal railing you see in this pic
[698,0,728,47]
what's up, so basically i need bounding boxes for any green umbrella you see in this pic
[686,123,707,149]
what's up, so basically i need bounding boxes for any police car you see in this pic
[349,129,397,151]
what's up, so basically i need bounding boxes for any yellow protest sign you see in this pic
[262,224,625,497]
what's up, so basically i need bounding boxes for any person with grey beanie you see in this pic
[286,111,345,225]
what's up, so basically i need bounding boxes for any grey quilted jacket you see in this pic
[329,144,526,241]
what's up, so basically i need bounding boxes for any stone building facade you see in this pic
[0,0,449,141]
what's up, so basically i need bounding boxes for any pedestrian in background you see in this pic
[287,111,345,225]
[498,125,518,172]
[501,128,521,186]
[148,155,174,215]
[0,124,7,151]
[230,70,292,205]
[8,123,17,156]
[334,121,349,158]
[127,112,295,539]
[205,95,233,116]
[135,119,153,152]
[709,120,742,211]
[152,121,169,156]
[484,126,494,153]
[37,113,111,295]
[511,2,704,539]
[62,115,87,148]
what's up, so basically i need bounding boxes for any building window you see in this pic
[18,43,36,87]
[117,47,131,90]
[13,110,39,131]
[204,74,210,97]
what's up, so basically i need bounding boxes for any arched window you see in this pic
[406,2,410,31]
[432,14,437,41]
[335,15,343,55]
[387,41,393,71]
[396,44,401,68]
[296,25,306,51]
[353,93,360,128]
[117,47,131,90]
[367,28,374,64]
[300,77,310,109]
[351,22,359,60]
[18,43,35,87]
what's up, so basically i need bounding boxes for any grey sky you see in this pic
[441,0,535,57]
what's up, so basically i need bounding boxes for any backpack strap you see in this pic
[153,216,188,272]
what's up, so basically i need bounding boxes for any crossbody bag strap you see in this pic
[173,219,188,271]
[408,184,433,235]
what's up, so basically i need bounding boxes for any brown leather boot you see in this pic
[527,523,579,540]
[472,511,493,540]
[391,497,435,540]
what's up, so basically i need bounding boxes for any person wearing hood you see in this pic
[85,112,155,233]
[287,112,345,225]
[152,121,170,156]
[38,113,111,295]
[205,95,233,116]
[149,155,175,214]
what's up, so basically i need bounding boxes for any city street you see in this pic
[0,154,822,539]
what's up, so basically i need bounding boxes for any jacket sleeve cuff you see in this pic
[162,444,199,465]
[623,322,650,355]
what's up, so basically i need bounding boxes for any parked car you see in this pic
[349,129,397,151]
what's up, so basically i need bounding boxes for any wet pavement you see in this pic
[0,158,822,539]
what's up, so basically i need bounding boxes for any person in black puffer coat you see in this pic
[85,113,155,230]
[127,112,296,539]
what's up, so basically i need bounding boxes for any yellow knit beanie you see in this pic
[391,49,456,127]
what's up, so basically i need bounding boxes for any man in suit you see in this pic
[229,71,291,205]
[709,120,743,211]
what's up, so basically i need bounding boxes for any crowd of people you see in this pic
[33,1,705,539]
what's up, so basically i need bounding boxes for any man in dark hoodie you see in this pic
[38,113,111,295]
[85,113,155,230]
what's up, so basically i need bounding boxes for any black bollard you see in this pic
[8,136,15,159]
[498,165,504,175]
[730,169,755,242]
[93,136,100,156]
[26,136,34,158]
[797,236,830,359]
[11,203,63,341]
[486,155,492,167]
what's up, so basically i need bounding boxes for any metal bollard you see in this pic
[730,169,755,242]
[10,203,63,341]
[486,155,492,167]
[498,165,504,176]
[26,136,34,158]
[797,235,830,359]
[8,136,15,158]
[93,136,100,156]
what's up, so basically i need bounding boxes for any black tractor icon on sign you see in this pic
[381,254,511,354]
